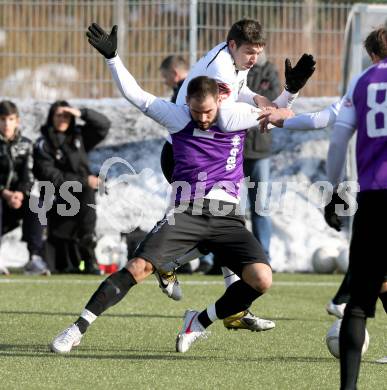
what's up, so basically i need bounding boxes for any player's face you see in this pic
[187,94,220,130]
[0,113,20,140]
[229,41,264,71]
[53,107,72,132]
[161,68,177,89]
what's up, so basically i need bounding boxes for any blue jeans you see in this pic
[244,158,272,260]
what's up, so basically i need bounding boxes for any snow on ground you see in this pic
[0,97,348,272]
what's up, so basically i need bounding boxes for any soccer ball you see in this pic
[312,247,338,274]
[336,248,349,273]
[326,319,370,358]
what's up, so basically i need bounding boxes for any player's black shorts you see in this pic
[347,189,387,317]
[134,199,269,277]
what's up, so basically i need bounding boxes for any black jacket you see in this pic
[171,79,185,104]
[244,61,280,160]
[33,108,110,191]
[0,131,34,196]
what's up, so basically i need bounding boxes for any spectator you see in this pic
[244,51,280,259]
[33,101,110,274]
[159,55,189,103]
[0,100,49,275]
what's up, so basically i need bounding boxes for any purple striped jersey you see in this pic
[336,57,387,191]
[171,121,246,201]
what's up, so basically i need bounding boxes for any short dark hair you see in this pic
[364,27,387,59]
[0,100,19,117]
[227,19,266,48]
[160,55,188,71]
[45,100,75,130]
[186,76,219,101]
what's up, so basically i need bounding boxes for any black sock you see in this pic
[215,280,262,319]
[379,291,387,314]
[197,311,212,328]
[84,268,137,317]
[339,306,366,390]
[333,272,351,305]
[74,317,90,334]
[197,281,262,329]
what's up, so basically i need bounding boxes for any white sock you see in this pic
[221,267,240,288]
[80,309,97,324]
[206,304,218,323]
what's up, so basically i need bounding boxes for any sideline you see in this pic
[0,278,339,287]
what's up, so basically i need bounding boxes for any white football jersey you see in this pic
[176,42,254,106]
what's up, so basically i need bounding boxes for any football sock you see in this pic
[75,309,97,334]
[339,310,366,390]
[332,272,351,305]
[379,291,387,314]
[198,304,217,328]
[221,267,240,288]
[198,281,261,328]
[214,280,262,319]
[74,317,90,334]
[83,268,136,319]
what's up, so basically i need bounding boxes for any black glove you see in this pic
[86,23,117,59]
[284,53,316,93]
[324,192,344,232]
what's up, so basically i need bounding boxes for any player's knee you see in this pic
[242,264,272,293]
[254,272,272,293]
[125,257,154,280]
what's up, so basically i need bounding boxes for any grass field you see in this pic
[0,273,385,389]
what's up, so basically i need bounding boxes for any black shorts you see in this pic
[347,190,387,317]
[134,199,269,278]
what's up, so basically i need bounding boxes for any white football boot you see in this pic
[155,270,182,301]
[176,310,209,353]
[326,301,346,319]
[50,324,83,353]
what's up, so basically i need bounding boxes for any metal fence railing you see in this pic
[0,1,352,99]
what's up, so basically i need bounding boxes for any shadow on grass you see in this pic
[266,317,328,322]
[0,311,328,323]
[0,344,338,363]
[0,310,180,319]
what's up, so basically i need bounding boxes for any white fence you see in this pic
[0,1,353,99]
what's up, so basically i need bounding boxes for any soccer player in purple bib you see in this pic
[157,19,315,332]
[324,27,387,387]
[50,23,294,354]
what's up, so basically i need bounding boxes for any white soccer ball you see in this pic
[326,319,370,359]
[312,247,338,274]
[336,248,349,273]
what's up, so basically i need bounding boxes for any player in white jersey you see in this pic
[50,23,295,355]
[157,20,316,332]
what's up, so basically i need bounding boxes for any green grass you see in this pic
[0,273,385,389]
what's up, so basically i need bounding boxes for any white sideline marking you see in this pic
[0,278,339,287]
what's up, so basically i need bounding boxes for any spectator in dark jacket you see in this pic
[0,100,49,275]
[159,55,188,104]
[33,101,110,274]
[244,51,280,260]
